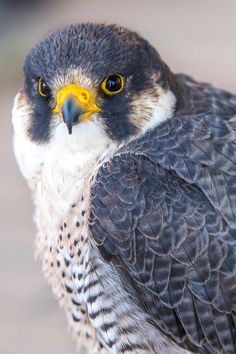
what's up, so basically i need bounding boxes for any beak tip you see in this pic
[66,123,73,135]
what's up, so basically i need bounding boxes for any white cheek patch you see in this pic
[143,88,176,132]
[129,86,176,136]
[12,92,48,188]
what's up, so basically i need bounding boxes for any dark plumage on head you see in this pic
[22,23,182,143]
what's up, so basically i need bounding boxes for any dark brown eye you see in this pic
[101,74,125,95]
[38,78,49,97]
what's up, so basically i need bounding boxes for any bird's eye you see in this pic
[101,74,125,95]
[38,78,50,97]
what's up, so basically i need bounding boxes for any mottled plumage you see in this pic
[91,74,236,353]
[12,23,236,354]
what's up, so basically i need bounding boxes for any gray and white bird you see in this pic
[12,23,236,354]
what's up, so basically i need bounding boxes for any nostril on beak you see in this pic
[81,92,88,101]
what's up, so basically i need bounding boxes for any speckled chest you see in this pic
[34,149,100,310]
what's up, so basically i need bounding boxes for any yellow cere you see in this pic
[53,84,101,122]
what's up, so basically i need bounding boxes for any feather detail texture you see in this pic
[90,74,236,353]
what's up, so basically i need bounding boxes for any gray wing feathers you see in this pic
[90,77,236,353]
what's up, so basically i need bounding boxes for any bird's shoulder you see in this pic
[113,75,236,227]
[88,77,236,352]
[89,144,236,352]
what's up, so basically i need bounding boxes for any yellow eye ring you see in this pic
[101,74,125,95]
[38,78,48,97]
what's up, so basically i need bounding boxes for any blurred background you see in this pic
[0,1,235,353]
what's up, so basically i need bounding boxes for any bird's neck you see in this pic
[33,133,117,235]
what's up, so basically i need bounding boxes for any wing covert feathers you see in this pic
[90,75,236,353]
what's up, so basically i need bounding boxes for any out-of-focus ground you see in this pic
[0,1,235,353]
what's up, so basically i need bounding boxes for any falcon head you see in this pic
[12,23,181,185]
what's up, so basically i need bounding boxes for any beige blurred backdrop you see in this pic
[0,1,235,353]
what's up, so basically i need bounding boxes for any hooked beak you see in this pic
[53,84,101,134]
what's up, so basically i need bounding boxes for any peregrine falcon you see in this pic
[12,23,236,354]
